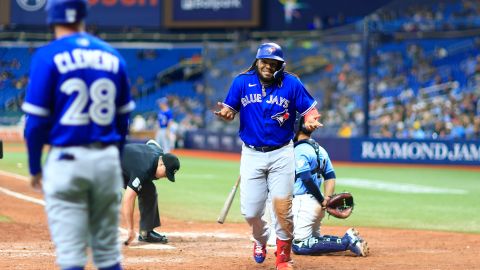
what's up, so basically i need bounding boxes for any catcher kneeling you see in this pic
[288,116,369,256]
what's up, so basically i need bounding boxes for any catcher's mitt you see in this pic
[326,192,354,219]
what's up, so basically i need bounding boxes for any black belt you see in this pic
[83,142,114,149]
[246,141,290,153]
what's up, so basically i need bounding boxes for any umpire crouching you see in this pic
[122,140,180,245]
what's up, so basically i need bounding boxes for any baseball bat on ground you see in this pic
[217,176,241,224]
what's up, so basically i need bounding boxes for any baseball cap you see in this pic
[46,0,88,25]
[162,153,180,182]
[157,97,168,105]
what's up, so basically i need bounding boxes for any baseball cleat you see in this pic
[276,261,294,270]
[344,228,369,256]
[138,230,168,244]
[253,242,267,263]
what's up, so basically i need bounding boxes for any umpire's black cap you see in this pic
[146,139,180,182]
[162,153,180,182]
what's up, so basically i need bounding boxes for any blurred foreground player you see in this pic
[22,0,134,269]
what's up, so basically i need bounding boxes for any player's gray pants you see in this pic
[240,143,295,245]
[43,146,123,269]
[155,128,171,153]
[292,194,325,241]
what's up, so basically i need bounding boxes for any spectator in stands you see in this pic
[337,122,353,138]
[411,121,426,139]
[146,114,157,130]
[394,122,409,138]
[131,114,147,132]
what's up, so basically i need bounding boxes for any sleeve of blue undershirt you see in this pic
[24,115,51,175]
[22,51,54,176]
[297,171,324,204]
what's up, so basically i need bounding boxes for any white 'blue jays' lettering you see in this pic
[54,49,120,74]
[266,95,290,108]
[223,70,316,147]
[241,93,262,107]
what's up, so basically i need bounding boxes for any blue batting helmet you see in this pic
[46,0,88,25]
[256,43,285,62]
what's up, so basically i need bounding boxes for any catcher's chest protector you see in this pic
[294,139,324,177]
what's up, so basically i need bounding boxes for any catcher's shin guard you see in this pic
[292,235,348,255]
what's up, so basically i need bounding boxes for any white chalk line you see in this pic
[0,186,46,206]
[338,178,467,194]
[0,170,244,251]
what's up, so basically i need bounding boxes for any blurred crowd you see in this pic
[0,58,28,111]
[129,95,204,149]
[371,0,480,32]
[2,0,480,141]
[368,38,480,140]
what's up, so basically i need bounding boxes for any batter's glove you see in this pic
[326,192,354,219]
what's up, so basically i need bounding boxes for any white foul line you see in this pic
[0,170,243,250]
[0,186,45,206]
[338,178,467,194]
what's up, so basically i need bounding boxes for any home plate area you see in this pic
[119,228,247,250]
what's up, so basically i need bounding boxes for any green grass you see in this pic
[155,157,243,222]
[327,166,480,233]
[1,142,479,233]
[0,215,11,222]
[0,151,30,176]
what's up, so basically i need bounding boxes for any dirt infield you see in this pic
[1,147,479,269]
[1,174,479,270]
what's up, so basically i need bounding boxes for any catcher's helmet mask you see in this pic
[294,115,312,142]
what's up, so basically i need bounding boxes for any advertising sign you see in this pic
[184,131,480,166]
[163,0,260,28]
[11,0,161,27]
[352,138,480,165]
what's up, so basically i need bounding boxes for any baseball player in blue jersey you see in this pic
[21,1,134,270]
[155,97,173,153]
[215,42,322,270]
[291,116,369,256]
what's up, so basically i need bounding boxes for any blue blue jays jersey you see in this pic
[157,109,173,128]
[22,33,134,175]
[293,142,335,196]
[22,33,134,145]
[223,71,316,147]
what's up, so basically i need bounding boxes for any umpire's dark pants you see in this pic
[138,180,161,232]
